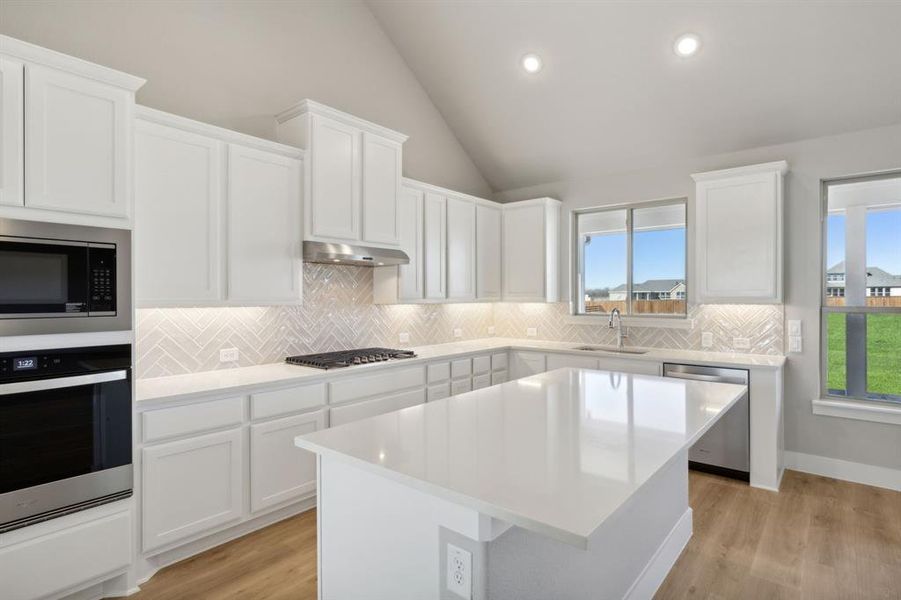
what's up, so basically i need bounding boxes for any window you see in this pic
[823,173,901,403]
[574,199,687,316]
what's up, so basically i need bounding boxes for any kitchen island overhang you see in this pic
[296,367,747,599]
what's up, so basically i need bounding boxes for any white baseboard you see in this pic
[624,508,693,600]
[784,451,901,492]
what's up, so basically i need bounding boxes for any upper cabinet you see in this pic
[276,100,406,248]
[502,197,561,302]
[692,161,788,304]
[373,184,423,303]
[135,107,303,307]
[475,203,502,301]
[0,35,145,228]
[446,196,476,301]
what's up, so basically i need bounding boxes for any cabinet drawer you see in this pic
[472,355,491,375]
[427,362,451,383]
[451,359,472,379]
[491,370,508,386]
[596,357,662,376]
[472,373,491,390]
[491,352,508,371]
[329,388,426,427]
[546,354,600,371]
[330,366,425,404]
[451,378,472,395]
[251,383,326,420]
[143,396,244,443]
[427,383,451,402]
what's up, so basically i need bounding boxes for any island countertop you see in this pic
[295,367,747,548]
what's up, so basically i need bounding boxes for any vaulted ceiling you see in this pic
[368,1,901,193]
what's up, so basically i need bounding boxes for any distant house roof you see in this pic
[612,279,685,293]
[826,263,901,288]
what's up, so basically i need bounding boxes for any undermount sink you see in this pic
[571,346,649,355]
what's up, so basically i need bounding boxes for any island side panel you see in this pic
[486,451,691,600]
[749,366,784,491]
[317,455,487,600]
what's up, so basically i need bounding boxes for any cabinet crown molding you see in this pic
[0,34,146,91]
[275,99,408,144]
[691,160,788,182]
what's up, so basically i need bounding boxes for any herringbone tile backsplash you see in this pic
[136,265,784,379]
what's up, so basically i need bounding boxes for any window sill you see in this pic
[812,398,901,426]
[564,314,694,330]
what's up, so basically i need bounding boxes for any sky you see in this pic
[827,209,901,274]
[584,228,686,290]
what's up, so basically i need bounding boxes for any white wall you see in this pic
[495,123,901,472]
[0,0,492,197]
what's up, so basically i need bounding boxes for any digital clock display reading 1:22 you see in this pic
[13,357,38,371]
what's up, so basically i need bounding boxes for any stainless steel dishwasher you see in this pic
[663,363,750,481]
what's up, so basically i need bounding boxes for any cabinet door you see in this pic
[510,351,546,379]
[546,354,600,371]
[309,115,360,240]
[250,409,325,513]
[142,428,243,552]
[135,121,224,305]
[451,378,472,395]
[0,57,24,207]
[424,192,447,300]
[24,64,130,218]
[476,203,502,300]
[447,196,476,300]
[472,373,492,390]
[227,144,302,303]
[491,370,508,386]
[503,204,547,300]
[362,132,401,245]
[397,186,424,300]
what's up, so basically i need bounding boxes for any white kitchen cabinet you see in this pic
[451,378,473,395]
[427,383,451,402]
[142,428,244,553]
[692,161,787,303]
[596,356,662,376]
[476,203,502,300]
[329,388,426,426]
[510,351,547,379]
[424,191,448,300]
[502,198,561,302]
[250,409,326,513]
[447,196,477,301]
[0,57,23,207]
[276,100,407,247]
[472,373,492,390]
[546,353,599,371]
[373,184,424,303]
[227,143,302,304]
[135,119,224,306]
[491,370,508,386]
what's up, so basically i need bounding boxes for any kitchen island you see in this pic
[295,367,747,600]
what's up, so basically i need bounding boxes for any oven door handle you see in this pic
[0,370,128,396]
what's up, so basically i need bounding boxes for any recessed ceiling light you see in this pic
[521,53,543,73]
[674,33,700,58]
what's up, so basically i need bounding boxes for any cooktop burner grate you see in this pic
[285,347,416,370]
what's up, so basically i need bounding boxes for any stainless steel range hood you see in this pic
[302,241,409,267]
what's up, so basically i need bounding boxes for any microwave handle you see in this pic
[0,370,128,396]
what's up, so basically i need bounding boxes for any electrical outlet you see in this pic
[453,328,463,338]
[446,543,472,599]
[701,332,713,348]
[788,319,802,336]
[733,337,750,350]
[219,348,239,363]
[487,325,496,335]
[789,335,803,353]
[526,327,537,337]
[399,332,410,344]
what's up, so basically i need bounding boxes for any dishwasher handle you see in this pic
[664,371,726,383]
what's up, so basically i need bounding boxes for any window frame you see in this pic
[820,170,901,405]
[571,197,688,319]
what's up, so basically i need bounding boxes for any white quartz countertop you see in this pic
[295,367,747,548]
[136,337,784,403]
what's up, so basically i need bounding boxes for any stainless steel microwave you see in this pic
[0,219,131,336]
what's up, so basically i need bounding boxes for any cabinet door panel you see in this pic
[472,373,491,390]
[250,410,325,513]
[476,204,502,300]
[142,428,243,552]
[451,378,472,395]
[510,351,546,379]
[397,186,424,300]
[503,204,546,300]
[362,132,401,245]
[447,197,476,300]
[427,383,451,402]
[227,144,302,303]
[0,57,24,207]
[25,64,130,218]
[310,115,359,240]
[424,192,447,300]
[135,121,223,305]
[491,370,508,386]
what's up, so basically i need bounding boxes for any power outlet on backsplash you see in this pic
[732,337,751,350]
[526,327,537,337]
[701,332,714,348]
[399,332,410,344]
[453,328,463,338]
[487,326,496,335]
[219,348,239,363]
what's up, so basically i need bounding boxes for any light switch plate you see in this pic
[219,348,238,362]
[701,332,713,348]
[399,332,410,344]
[453,328,463,338]
[788,320,802,336]
[526,327,537,337]
[789,335,803,353]
[733,337,751,350]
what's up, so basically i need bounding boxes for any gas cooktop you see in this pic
[285,348,416,370]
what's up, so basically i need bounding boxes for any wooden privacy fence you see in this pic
[825,297,901,307]
[584,300,687,314]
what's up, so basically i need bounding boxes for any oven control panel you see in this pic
[0,345,130,382]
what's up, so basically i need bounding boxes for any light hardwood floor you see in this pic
[132,470,901,599]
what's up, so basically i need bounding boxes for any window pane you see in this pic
[631,203,686,315]
[579,209,627,314]
[866,207,901,307]
[826,312,847,395]
[824,212,845,305]
[867,314,901,400]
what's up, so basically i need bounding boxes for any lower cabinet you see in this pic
[511,351,547,379]
[329,388,426,426]
[142,428,244,553]
[250,409,326,513]
[546,353,599,370]
[596,356,662,376]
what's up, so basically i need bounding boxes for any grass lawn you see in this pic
[827,313,901,398]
